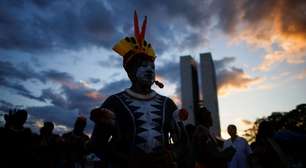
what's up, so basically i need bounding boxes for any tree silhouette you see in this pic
[244,104,306,143]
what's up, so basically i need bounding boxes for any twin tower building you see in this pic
[180,53,220,137]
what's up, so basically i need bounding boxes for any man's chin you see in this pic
[140,80,154,88]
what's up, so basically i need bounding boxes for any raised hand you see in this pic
[90,108,116,125]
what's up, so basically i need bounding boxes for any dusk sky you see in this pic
[0,0,305,138]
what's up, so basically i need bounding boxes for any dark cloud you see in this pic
[217,67,260,95]
[214,57,235,70]
[7,82,42,101]
[1,0,304,58]
[36,71,106,115]
[42,70,74,82]
[0,0,213,55]
[0,61,39,81]
[0,99,13,107]
[157,61,180,83]
[40,70,74,86]
[97,55,122,68]
[24,79,131,133]
[99,79,130,96]
[214,57,261,95]
[61,84,104,114]
[0,60,105,114]
[40,88,67,107]
[211,0,240,34]
[241,0,306,37]
[0,99,14,112]
[88,78,101,84]
[27,105,77,128]
[210,0,306,38]
[0,0,116,52]
[214,0,306,70]
[0,61,43,101]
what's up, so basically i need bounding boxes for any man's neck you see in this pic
[230,135,238,142]
[130,84,151,95]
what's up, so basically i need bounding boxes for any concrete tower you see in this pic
[200,53,221,136]
[180,56,199,125]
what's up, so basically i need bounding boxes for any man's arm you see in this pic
[88,95,118,158]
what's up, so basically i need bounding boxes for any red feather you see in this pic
[134,11,141,45]
[140,16,147,44]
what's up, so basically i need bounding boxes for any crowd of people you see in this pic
[1,107,304,168]
[0,109,92,168]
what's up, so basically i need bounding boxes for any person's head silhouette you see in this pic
[40,121,54,136]
[73,116,87,134]
[198,107,213,128]
[227,124,237,139]
[11,109,28,129]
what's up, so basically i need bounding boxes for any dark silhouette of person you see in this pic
[175,121,195,168]
[223,124,252,168]
[185,124,196,142]
[192,107,236,168]
[0,109,34,168]
[35,121,62,168]
[251,121,288,168]
[89,11,181,168]
[62,116,89,168]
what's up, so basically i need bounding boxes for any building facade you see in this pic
[180,53,221,136]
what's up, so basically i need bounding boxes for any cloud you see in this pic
[222,0,306,71]
[214,57,236,70]
[214,57,262,96]
[0,60,132,124]
[240,119,254,126]
[27,105,78,128]
[0,61,43,101]
[0,0,116,52]
[217,67,261,96]
[0,61,40,81]
[24,79,132,133]
[88,78,101,84]
[156,57,261,96]
[99,79,130,96]
[0,60,106,115]
[1,0,304,69]
[97,55,122,68]
[296,69,306,80]
[0,0,214,55]
[157,61,180,83]
[0,100,14,112]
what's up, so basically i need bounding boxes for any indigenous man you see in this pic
[89,11,186,168]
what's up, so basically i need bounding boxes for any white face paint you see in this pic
[135,60,155,87]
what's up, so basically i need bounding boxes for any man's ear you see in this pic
[4,114,9,121]
[127,70,136,82]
